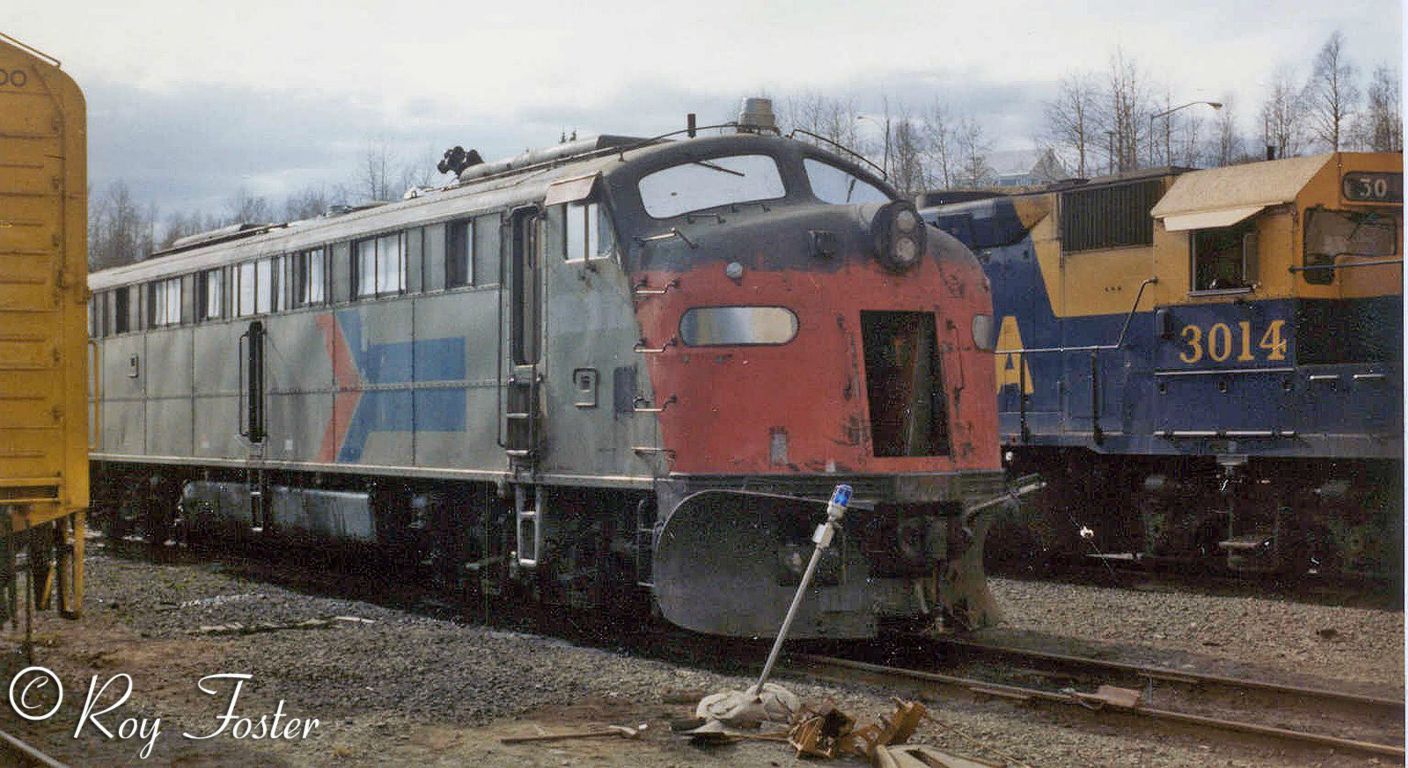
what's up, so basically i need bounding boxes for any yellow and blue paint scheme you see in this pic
[922,152,1401,574]
[926,153,1401,460]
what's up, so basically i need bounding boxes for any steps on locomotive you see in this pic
[514,485,544,569]
[505,364,542,461]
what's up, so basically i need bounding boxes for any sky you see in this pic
[3,0,1401,220]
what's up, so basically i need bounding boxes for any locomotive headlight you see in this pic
[893,235,920,266]
[871,200,928,273]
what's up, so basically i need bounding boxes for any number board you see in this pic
[1157,304,1295,371]
[1342,172,1403,204]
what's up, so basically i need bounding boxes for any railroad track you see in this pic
[103,535,1406,760]
[0,727,68,768]
[788,639,1405,760]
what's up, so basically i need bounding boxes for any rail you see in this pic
[791,653,1405,759]
[0,727,69,768]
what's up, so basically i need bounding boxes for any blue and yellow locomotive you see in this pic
[922,152,1402,577]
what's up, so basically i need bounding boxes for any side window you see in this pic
[354,232,407,298]
[565,202,613,261]
[446,219,474,287]
[147,278,182,327]
[114,288,131,334]
[198,268,224,321]
[474,213,500,285]
[255,258,274,314]
[803,159,890,204]
[236,262,257,317]
[292,248,327,307]
[1191,221,1257,292]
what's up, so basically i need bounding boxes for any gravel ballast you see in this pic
[0,548,1399,767]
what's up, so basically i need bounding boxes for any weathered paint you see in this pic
[0,36,88,524]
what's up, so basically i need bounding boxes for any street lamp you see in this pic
[1149,101,1223,167]
[856,114,891,178]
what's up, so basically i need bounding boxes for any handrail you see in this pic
[996,276,1158,355]
[1290,258,1403,273]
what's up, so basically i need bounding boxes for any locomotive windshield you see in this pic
[638,154,785,218]
[804,158,891,204]
[1303,208,1400,283]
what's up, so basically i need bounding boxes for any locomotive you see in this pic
[87,100,1005,639]
[922,152,1403,578]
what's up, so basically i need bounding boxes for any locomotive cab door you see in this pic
[502,205,545,468]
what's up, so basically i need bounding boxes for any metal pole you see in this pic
[1148,115,1156,167]
[753,485,852,694]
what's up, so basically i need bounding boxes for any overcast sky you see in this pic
[4,1,1401,219]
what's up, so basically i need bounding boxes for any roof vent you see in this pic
[737,97,776,134]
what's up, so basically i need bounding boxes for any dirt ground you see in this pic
[0,547,1400,767]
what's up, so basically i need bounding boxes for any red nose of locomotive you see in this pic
[630,199,999,480]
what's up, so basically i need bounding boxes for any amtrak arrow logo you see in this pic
[316,310,467,463]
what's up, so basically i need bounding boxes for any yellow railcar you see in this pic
[0,33,87,619]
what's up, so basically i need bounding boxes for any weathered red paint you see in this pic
[315,313,363,463]
[632,245,1000,477]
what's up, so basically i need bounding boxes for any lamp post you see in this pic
[1149,101,1223,167]
[856,114,891,178]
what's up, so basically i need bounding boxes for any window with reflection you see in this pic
[236,262,257,317]
[638,154,785,218]
[293,248,326,307]
[198,268,224,321]
[565,202,614,260]
[255,258,274,314]
[679,306,798,346]
[1302,208,1400,284]
[148,277,182,327]
[355,232,407,297]
[804,159,891,204]
[446,220,474,287]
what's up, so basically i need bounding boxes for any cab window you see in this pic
[1191,220,1257,292]
[638,154,785,218]
[1302,208,1399,285]
[804,159,890,204]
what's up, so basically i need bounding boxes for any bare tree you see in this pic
[781,91,861,156]
[889,111,927,197]
[1043,72,1099,177]
[1210,96,1242,166]
[1103,49,1155,173]
[398,145,441,193]
[920,100,956,189]
[1352,65,1402,151]
[283,185,332,220]
[88,181,157,269]
[1261,66,1306,159]
[360,137,397,202]
[227,187,271,224]
[1302,31,1360,151]
[1171,111,1206,167]
[954,117,993,188]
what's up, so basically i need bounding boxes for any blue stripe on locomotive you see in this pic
[334,310,468,463]
[925,202,1403,459]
